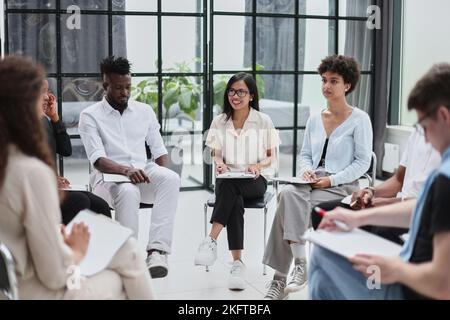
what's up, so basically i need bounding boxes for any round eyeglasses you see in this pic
[227,88,249,98]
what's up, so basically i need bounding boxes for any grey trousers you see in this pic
[262,181,358,275]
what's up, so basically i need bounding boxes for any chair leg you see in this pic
[263,206,268,275]
[204,203,209,272]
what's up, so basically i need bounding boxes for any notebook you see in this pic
[271,177,318,184]
[303,228,402,258]
[66,210,133,276]
[216,171,256,179]
[103,173,131,183]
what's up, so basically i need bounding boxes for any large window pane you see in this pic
[63,141,90,187]
[113,16,158,73]
[162,0,200,13]
[7,0,55,9]
[213,16,251,70]
[259,74,295,127]
[256,17,295,71]
[61,14,108,73]
[257,0,295,14]
[278,129,294,177]
[61,77,103,136]
[299,74,326,116]
[339,0,373,17]
[167,133,204,188]
[347,74,372,113]
[339,20,373,71]
[131,76,159,116]
[114,0,157,12]
[302,19,335,71]
[214,0,248,12]
[7,14,57,73]
[61,0,107,10]
[162,17,203,73]
[303,0,335,16]
[160,76,203,134]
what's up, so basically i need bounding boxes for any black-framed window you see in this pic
[4,0,208,191]
[211,0,375,179]
[4,0,376,190]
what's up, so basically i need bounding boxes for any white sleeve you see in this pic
[78,111,107,165]
[145,108,168,160]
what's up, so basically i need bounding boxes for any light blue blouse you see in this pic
[298,107,373,187]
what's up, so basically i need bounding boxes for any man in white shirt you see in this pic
[78,56,180,278]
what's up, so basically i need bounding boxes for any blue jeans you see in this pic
[308,246,405,300]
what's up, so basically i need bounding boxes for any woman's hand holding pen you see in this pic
[302,170,317,182]
[247,165,261,179]
[216,163,230,174]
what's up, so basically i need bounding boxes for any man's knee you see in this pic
[115,183,141,202]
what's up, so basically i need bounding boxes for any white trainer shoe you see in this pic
[284,258,307,293]
[146,250,169,279]
[194,236,217,266]
[264,280,289,300]
[228,260,246,291]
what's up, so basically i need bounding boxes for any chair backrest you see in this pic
[0,242,18,300]
[362,151,377,188]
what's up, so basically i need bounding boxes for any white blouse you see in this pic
[206,108,280,177]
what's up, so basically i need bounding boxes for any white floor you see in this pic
[134,189,310,300]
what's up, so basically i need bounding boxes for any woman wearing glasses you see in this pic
[194,72,279,291]
[263,55,373,300]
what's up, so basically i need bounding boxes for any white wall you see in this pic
[400,0,450,125]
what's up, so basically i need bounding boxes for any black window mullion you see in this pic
[108,0,113,56]
[157,0,163,126]
[56,0,64,176]
[293,0,299,177]
[4,0,9,55]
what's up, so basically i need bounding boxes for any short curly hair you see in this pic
[317,55,361,95]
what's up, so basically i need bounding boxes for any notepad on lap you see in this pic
[341,195,352,205]
[303,228,402,258]
[216,171,256,179]
[66,210,133,276]
[271,177,317,184]
[103,173,131,183]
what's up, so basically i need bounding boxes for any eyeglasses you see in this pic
[227,88,249,98]
[413,107,439,136]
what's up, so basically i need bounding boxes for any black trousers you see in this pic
[60,191,112,225]
[311,199,408,245]
[211,176,267,251]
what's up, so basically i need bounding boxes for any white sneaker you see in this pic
[284,258,307,293]
[264,280,288,300]
[146,250,169,279]
[228,260,246,291]
[194,236,217,266]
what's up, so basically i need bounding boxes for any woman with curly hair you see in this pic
[262,55,373,300]
[0,56,154,299]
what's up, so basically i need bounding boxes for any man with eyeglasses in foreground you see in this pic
[309,63,450,300]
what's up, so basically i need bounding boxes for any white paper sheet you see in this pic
[103,173,131,183]
[271,177,317,184]
[303,228,402,258]
[341,195,352,205]
[216,172,256,179]
[66,210,133,276]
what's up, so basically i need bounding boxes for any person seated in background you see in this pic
[262,55,373,300]
[309,63,450,300]
[40,79,112,225]
[0,56,154,300]
[193,72,280,291]
[311,129,441,244]
[78,56,180,279]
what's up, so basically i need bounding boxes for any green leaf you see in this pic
[163,87,179,109]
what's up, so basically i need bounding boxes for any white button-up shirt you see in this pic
[206,108,280,177]
[398,130,441,199]
[78,97,167,170]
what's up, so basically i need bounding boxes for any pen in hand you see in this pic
[314,207,350,231]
